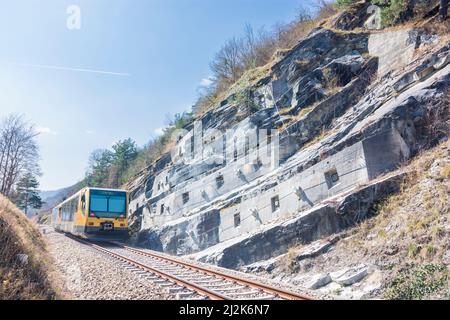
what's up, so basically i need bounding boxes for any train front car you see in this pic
[83,188,129,240]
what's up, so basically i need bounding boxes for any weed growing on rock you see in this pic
[384,264,449,300]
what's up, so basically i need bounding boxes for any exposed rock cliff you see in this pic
[125,4,449,299]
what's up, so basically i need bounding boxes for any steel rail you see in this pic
[121,245,314,300]
[68,235,231,300]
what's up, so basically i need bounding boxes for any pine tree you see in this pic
[15,172,43,215]
[111,138,138,187]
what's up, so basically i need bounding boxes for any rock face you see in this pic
[191,173,405,269]
[368,29,419,76]
[126,22,450,271]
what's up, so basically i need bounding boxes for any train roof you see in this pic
[88,187,128,193]
[54,187,128,208]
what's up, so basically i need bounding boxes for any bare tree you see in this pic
[0,115,40,197]
[195,2,333,117]
[210,37,245,87]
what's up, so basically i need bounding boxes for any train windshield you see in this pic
[89,190,126,218]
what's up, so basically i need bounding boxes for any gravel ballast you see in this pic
[44,229,174,300]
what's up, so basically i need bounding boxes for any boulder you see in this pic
[303,273,332,290]
[16,253,29,266]
[330,264,369,286]
[294,239,335,261]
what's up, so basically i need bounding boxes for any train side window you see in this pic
[81,194,86,215]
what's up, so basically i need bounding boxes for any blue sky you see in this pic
[0,0,311,190]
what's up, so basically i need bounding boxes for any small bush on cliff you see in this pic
[385,264,449,299]
[372,0,408,27]
[335,0,357,8]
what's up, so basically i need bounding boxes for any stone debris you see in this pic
[294,239,336,261]
[16,253,29,266]
[302,273,332,290]
[330,264,369,286]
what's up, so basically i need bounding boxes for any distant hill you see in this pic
[35,181,85,223]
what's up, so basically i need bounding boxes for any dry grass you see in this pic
[277,139,450,299]
[0,195,63,300]
[194,3,340,118]
[354,140,449,262]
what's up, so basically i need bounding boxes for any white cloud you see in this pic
[154,127,165,136]
[8,62,131,77]
[36,126,58,135]
[200,76,214,87]
[85,130,95,135]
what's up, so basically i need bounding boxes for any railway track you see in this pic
[67,235,313,301]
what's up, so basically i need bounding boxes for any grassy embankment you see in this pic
[0,195,63,300]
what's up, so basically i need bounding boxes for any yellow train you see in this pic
[52,187,129,240]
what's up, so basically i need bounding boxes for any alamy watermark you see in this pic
[169,121,281,171]
[366,5,382,30]
[67,5,81,30]
[65,264,82,292]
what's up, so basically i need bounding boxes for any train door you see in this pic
[57,207,62,230]
[77,191,88,235]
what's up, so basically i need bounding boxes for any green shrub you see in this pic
[335,0,357,8]
[372,0,407,27]
[385,264,449,300]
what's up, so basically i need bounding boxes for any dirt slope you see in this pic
[0,195,62,300]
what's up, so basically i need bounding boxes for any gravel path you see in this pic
[43,228,174,300]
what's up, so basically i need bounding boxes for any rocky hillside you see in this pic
[242,139,449,299]
[121,1,448,299]
[0,195,61,299]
